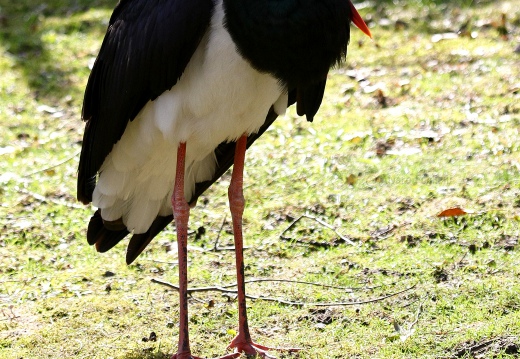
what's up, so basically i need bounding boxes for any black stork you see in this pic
[78,0,371,358]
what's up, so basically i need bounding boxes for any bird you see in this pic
[77,0,371,358]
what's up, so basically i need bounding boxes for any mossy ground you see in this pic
[1,1,519,358]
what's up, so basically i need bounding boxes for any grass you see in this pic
[1,0,519,358]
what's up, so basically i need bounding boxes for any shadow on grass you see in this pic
[121,350,171,359]
[0,0,115,103]
[371,0,494,6]
[363,0,499,45]
[0,0,496,104]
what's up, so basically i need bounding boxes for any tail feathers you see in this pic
[87,209,171,262]
[85,209,128,254]
[295,80,327,122]
[126,214,173,265]
[87,210,129,252]
[87,209,159,264]
[95,229,129,253]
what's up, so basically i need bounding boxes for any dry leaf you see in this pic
[346,174,357,186]
[437,207,469,217]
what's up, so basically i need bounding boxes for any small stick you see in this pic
[141,259,179,265]
[153,277,401,292]
[308,284,416,307]
[456,252,468,267]
[152,278,238,295]
[280,214,356,246]
[217,278,401,292]
[22,151,80,178]
[204,215,247,252]
[1,307,19,320]
[213,214,227,251]
[399,298,419,309]
[408,294,428,332]
[151,278,417,308]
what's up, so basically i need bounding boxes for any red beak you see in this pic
[349,1,372,38]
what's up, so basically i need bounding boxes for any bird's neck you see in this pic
[222,0,352,87]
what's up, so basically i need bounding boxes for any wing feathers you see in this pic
[78,0,214,203]
[296,80,327,122]
[87,209,129,251]
[126,215,173,264]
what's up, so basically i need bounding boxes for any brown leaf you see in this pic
[346,174,357,186]
[437,207,468,217]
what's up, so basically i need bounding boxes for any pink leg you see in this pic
[170,140,297,359]
[171,143,198,359]
[227,135,300,358]
[171,143,240,359]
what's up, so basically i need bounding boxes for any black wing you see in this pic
[78,0,214,204]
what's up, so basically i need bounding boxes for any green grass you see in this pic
[1,0,519,358]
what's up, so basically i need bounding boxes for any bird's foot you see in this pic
[171,350,242,359]
[171,351,207,359]
[228,336,301,358]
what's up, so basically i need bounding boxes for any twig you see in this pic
[151,278,417,308]
[141,259,179,265]
[370,224,396,240]
[456,252,468,267]
[204,214,249,252]
[280,214,356,246]
[152,278,262,299]
[209,214,237,252]
[452,338,500,359]
[1,307,19,321]
[22,151,80,178]
[399,298,419,309]
[393,293,428,341]
[408,294,428,332]
[153,277,401,292]
[308,284,416,307]
[216,278,400,292]
[214,214,226,250]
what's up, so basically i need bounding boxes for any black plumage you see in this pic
[223,0,351,87]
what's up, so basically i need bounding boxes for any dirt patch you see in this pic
[0,302,41,340]
[449,336,519,358]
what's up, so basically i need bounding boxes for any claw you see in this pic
[172,352,241,359]
[171,352,202,359]
[228,336,301,358]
